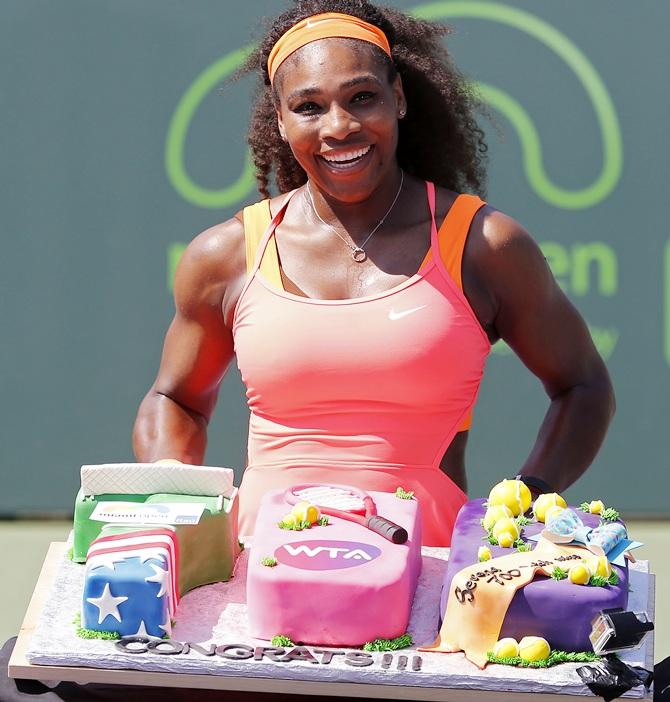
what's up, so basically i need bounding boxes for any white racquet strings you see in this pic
[292,485,365,512]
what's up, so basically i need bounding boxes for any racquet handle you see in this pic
[366,515,408,544]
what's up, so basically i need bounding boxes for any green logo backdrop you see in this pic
[1,0,666,515]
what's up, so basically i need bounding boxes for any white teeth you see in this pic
[322,145,371,163]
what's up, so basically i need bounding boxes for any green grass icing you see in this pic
[487,650,602,667]
[363,634,413,652]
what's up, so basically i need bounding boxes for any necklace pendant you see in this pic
[352,247,367,262]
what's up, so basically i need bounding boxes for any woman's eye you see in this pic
[352,91,375,103]
[295,101,320,114]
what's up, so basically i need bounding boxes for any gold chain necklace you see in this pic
[305,171,404,262]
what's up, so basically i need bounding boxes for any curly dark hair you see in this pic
[240,0,487,199]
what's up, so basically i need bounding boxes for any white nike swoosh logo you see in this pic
[388,305,427,320]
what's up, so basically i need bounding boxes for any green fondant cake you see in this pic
[74,490,239,592]
[74,463,240,592]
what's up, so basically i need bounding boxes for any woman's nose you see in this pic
[320,103,360,141]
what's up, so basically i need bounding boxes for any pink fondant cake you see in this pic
[247,488,422,646]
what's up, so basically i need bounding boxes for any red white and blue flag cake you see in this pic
[82,527,180,638]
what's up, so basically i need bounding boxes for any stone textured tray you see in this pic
[9,543,654,700]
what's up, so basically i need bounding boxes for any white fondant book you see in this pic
[80,463,235,498]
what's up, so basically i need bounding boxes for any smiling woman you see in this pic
[247,2,486,199]
[133,0,615,546]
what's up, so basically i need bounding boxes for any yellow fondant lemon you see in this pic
[478,546,492,561]
[488,479,531,517]
[589,500,605,514]
[492,517,521,542]
[493,638,519,658]
[291,501,320,524]
[533,492,567,522]
[569,563,591,585]
[483,504,514,530]
[518,636,551,662]
[585,555,612,578]
[497,532,515,548]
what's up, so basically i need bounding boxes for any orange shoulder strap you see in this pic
[421,193,486,290]
[242,200,283,288]
[437,193,486,290]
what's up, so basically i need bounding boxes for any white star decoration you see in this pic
[86,583,128,624]
[144,563,169,598]
[158,612,172,637]
[131,620,160,639]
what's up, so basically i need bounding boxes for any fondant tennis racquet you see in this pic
[285,484,408,544]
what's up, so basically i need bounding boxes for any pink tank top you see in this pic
[233,182,490,545]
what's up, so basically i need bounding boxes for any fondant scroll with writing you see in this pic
[420,538,590,668]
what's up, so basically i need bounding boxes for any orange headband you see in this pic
[268,12,392,84]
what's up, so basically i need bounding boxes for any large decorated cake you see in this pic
[70,469,642,677]
[16,470,653,700]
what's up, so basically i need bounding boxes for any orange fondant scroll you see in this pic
[420,538,590,668]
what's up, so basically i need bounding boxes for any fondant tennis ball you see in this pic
[533,493,568,522]
[291,501,310,517]
[568,563,591,585]
[291,501,320,524]
[589,500,605,514]
[518,636,551,662]
[585,555,612,578]
[497,532,515,548]
[483,504,514,530]
[281,513,298,527]
[488,479,532,517]
[492,517,521,542]
[493,638,519,658]
[544,505,566,523]
[478,546,492,561]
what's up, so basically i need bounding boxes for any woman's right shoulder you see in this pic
[172,193,289,314]
[177,216,246,284]
[171,214,248,322]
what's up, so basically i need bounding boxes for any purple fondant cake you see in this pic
[440,499,628,652]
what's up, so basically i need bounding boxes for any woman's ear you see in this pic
[393,74,407,118]
[276,109,287,142]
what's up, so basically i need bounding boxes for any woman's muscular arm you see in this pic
[132,217,246,464]
[465,208,615,492]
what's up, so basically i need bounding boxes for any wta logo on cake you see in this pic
[275,540,382,570]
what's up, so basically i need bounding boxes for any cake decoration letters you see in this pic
[456,565,524,603]
[112,638,418,670]
[274,539,382,571]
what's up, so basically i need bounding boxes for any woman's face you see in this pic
[274,38,406,203]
